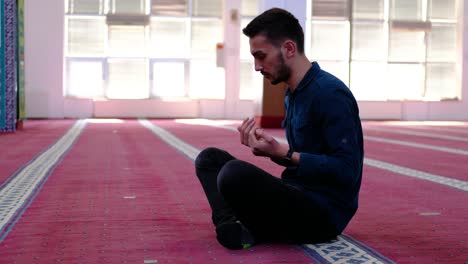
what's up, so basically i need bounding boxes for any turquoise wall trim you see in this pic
[0,0,17,132]
[0,0,6,129]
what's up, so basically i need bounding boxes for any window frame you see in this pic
[306,0,460,101]
[64,0,225,100]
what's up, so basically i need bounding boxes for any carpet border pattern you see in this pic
[0,120,86,242]
[301,234,394,264]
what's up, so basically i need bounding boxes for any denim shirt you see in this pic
[281,62,364,233]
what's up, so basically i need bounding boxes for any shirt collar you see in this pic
[287,61,321,96]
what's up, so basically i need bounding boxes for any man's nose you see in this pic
[254,62,263,72]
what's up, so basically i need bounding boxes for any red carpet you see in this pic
[362,139,467,182]
[0,119,76,185]
[364,121,468,138]
[347,165,467,263]
[1,119,466,263]
[363,123,468,151]
[153,119,468,264]
[0,120,314,263]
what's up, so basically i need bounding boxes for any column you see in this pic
[0,0,17,132]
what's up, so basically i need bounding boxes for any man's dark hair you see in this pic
[242,8,305,54]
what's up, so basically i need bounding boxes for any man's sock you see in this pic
[215,221,256,250]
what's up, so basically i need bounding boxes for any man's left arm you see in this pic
[295,89,363,186]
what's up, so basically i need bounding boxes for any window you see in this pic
[109,0,147,15]
[353,0,384,20]
[241,0,258,17]
[429,0,456,20]
[350,62,387,100]
[389,30,425,62]
[307,0,351,85]
[152,61,186,97]
[307,0,460,101]
[65,0,223,99]
[107,59,148,99]
[240,62,262,100]
[108,25,147,57]
[189,60,225,99]
[310,21,350,61]
[67,60,105,97]
[390,0,424,21]
[149,18,187,58]
[351,22,386,61]
[66,17,107,56]
[67,0,104,14]
[191,20,222,59]
[311,0,349,19]
[151,0,187,16]
[192,0,222,17]
[239,0,262,100]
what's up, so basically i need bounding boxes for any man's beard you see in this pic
[270,52,291,85]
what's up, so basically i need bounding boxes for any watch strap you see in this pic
[285,148,293,160]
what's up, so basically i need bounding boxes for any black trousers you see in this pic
[195,147,337,244]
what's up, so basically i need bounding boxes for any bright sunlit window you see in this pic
[239,0,262,100]
[65,0,224,100]
[152,62,186,97]
[306,0,460,101]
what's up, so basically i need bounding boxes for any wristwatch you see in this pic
[283,148,294,162]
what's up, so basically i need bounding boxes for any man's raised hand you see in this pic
[237,117,258,147]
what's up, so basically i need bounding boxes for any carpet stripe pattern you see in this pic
[0,119,77,184]
[363,158,467,192]
[364,135,468,156]
[0,120,86,241]
[139,119,394,264]
[190,120,468,192]
[152,119,467,263]
[139,119,199,160]
[0,119,466,263]
[364,126,468,142]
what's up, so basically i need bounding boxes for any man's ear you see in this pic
[282,40,296,58]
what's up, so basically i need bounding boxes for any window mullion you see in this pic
[423,0,429,97]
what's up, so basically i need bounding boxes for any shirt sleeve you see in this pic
[296,88,362,186]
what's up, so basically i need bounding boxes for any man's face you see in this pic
[249,35,291,85]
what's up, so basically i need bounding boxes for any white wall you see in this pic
[25,0,65,118]
[24,0,468,120]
